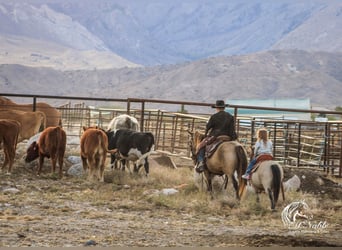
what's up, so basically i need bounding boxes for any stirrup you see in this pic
[195,162,205,173]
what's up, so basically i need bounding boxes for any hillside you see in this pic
[1,50,341,109]
[0,35,140,70]
[0,0,341,66]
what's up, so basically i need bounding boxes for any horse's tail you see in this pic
[271,164,281,204]
[236,145,248,199]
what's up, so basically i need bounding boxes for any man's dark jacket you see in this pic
[205,110,237,140]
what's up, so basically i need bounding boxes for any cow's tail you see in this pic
[137,146,154,166]
[55,127,66,157]
[271,164,281,204]
[107,148,118,154]
[39,112,47,131]
[95,131,106,169]
[14,121,21,151]
[49,127,59,151]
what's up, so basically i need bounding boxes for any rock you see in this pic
[160,188,178,195]
[143,188,178,196]
[67,163,84,177]
[67,156,82,164]
[316,177,324,186]
[2,187,20,194]
[284,175,301,191]
[26,133,41,149]
[84,240,97,246]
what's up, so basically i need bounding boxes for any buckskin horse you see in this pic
[188,130,248,200]
[240,147,285,210]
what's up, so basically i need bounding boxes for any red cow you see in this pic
[0,119,21,173]
[25,126,66,178]
[80,127,116,182]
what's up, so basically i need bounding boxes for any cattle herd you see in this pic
[0,96,155,181]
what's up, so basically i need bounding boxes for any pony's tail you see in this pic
[236,145,248,199]
[271,164,281,204]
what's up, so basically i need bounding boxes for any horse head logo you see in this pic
[281,200,313,227]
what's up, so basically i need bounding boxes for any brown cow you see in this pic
[0,109,46,142]
[80,127,116,182]
[25,126,66,178]
[0,96,62,127]
[0,119,21,173]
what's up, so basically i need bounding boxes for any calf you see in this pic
[107,129,154,175]
[80,127,116,182]
[0,119,21,173]
[25,126,66,178]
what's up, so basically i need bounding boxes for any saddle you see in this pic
[204,135,232,159]
[251,154,273,173]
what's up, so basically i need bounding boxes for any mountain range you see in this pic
[0,0,341,109]
[1,50,341,110]
[0,0,341,66]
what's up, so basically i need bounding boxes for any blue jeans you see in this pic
[245,158,257,174]
[197,147,205,162]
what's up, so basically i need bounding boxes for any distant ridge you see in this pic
[1,50,341,109]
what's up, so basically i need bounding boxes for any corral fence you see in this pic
[1,93,342,177]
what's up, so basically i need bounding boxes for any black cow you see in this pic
[106,129,155,175]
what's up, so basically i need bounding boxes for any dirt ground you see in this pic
[0,149,341,247]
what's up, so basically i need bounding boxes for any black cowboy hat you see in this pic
[211,100,229,108]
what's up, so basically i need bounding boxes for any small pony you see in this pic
[188,130,248,200]
[240,147,285,210]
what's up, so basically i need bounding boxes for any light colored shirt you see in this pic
[254,140,273,157]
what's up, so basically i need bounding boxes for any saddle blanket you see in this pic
[205,135,232,159]
[251,154,273,173]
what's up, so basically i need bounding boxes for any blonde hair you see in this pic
[257,128,268,146]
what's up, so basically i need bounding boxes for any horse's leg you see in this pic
[267,187,275,210]
[207,176,213,192]
[204,171,213,195]
[223,175,228,190]
[256,192,260,203]
[143,158,149,176]
[231,174,239,199]
[281,182,285,201]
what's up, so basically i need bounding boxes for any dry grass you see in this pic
[1,150,341,247]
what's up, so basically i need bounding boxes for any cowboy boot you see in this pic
[195,161,205,173]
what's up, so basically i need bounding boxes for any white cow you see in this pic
[107,114,140,133]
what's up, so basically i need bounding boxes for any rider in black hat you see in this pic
[195,100,238,173]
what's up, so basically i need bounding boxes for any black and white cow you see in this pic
[106,129,154,175]
[106,114,140,170]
